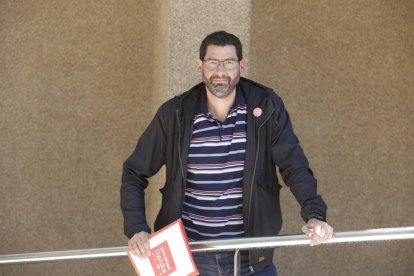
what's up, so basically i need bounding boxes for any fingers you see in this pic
[128,232,151,258]
[302,224,311,235]
[303,219,334,246]
[310,232,324,246]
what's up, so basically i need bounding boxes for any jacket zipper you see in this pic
[176,108,192,217]
[248,108,275,272]
[176,109,186,184]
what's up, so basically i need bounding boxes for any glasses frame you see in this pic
[202,59,240,70]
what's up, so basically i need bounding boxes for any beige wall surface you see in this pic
[250,0,413,275]
[0,1,160,275]
[1,0,413,275]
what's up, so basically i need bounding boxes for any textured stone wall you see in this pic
[0,1,160,275]
[1,0,413,275]
[250,0,414,275]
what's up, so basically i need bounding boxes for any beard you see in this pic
[202,72,240,99]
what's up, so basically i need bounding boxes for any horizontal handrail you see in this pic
[1,226,413,265]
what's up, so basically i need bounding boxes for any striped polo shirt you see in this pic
[182,88,247,241]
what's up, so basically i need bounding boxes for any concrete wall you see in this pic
[1,1,413,275]
[0,1,159,275]
[249,0,414,275]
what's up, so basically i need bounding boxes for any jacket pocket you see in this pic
[252,174,283,237]
[155,180,176,231]
[256,174,281,195]
[158,180,175,211]
[159,181,174,197]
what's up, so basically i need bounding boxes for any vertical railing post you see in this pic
[233,249,241,276]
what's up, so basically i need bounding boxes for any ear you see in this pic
[239,59,246,75]
[196,59,203,74]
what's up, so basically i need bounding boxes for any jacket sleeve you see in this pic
[120,105,168,238]
[270,95,328,222]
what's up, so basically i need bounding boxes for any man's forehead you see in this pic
[204,44,238,59]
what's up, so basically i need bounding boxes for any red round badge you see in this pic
[253,107,262,117]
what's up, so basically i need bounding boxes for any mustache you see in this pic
[209,75,231,82]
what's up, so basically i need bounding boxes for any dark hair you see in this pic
[199,31,243,61]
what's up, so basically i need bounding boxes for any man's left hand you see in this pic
[302,218,334,246]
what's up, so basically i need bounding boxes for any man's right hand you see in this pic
[128,231,151,258]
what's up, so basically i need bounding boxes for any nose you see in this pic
[216,62,226,73]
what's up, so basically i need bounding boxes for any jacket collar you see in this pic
[178,77,272,120]
[178,77,270,110]
[238,77,274,127]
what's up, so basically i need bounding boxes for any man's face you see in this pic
[197,45,245,99]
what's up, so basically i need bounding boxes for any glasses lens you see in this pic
[205,60,219,70]
[223,60,237,69]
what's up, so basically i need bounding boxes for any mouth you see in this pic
[212,80,227,84]
[211,77,230,85]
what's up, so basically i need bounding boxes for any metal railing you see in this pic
[1,226,413,266]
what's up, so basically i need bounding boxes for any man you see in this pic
[121,31,333,275]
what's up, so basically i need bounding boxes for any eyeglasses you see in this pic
[203,59,239,70]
